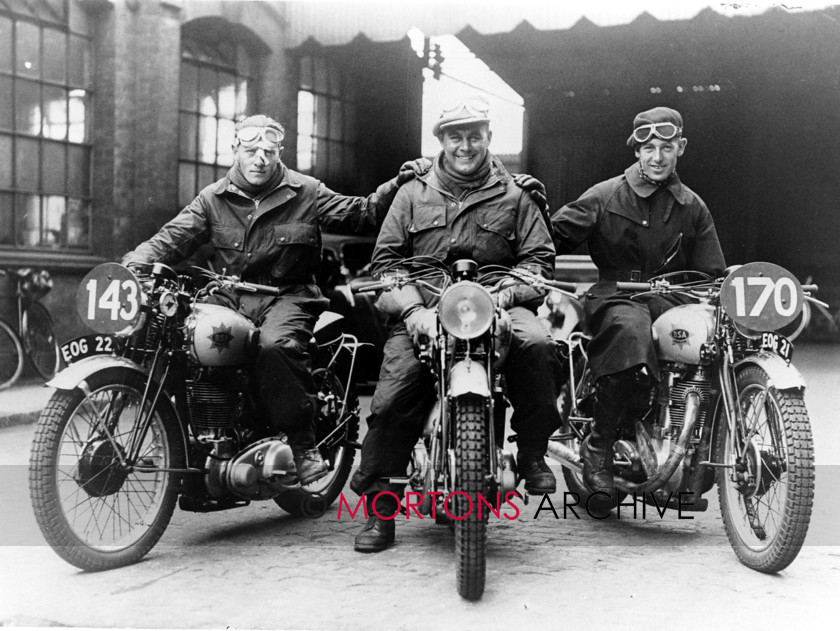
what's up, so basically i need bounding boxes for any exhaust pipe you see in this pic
[547,391,701,495]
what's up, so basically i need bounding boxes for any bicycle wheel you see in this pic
[22,302,60,380]
[0,318,25,389]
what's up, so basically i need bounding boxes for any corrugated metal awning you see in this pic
[282,1,775,46]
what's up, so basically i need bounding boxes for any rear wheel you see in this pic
[716,365,814,573]
[29,368,183,570]
[274,368,359,517]
[453,395,489,601]
[0,318,24,389]
[22,302,60,380]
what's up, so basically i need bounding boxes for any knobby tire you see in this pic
[29,368,183,571]
[716,365,814,573]
[454,395,489,601]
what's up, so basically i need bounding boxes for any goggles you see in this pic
[632,122,682,144]
[235,126,284,149]
[440,97,490,120]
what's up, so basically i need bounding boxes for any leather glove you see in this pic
[496,287,515,310]
[404,307,437,343]
[397,157,433,185]
[512,172,549,215]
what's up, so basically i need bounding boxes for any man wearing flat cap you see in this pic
[550,106,726,497]
[123,114,415,487]
[350,96,564,552]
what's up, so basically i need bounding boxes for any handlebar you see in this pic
[802,284,818,293]
[616,282,652,292]
[543,279,579,293]
[351,281,390,294]
[231,281,282,296]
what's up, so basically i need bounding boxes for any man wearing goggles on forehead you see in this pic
[549,106,725,499]
[123,113,416,485]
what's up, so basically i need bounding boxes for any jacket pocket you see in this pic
[210,226,246,251]
[273,222,320,247]
[408,205,447,258]
[270,222,320,280]
[476,208,516,261]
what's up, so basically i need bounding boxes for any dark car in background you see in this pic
[319,232,387,387]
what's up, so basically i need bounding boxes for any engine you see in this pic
[186,369,246,430]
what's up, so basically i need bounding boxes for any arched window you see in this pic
[297,54,358,192]
[0,0,92,252]
[179,23,257,207]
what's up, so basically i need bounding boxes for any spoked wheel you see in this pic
[554,356,627,514]
[0,319,24,389]
[453,395,489,601]
[29,368,183,571]
[274,368,359,517]
[22,302,60,380]
[716,365,814,573]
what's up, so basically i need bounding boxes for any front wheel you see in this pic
[29,368,183,571]
[274,368,359,517]
[22,302,60,380]
[453,395,490,601]
[716,365,814,573]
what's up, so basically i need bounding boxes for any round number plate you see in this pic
[720,262,804,333]
[76,263,144,334]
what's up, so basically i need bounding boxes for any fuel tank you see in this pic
[186,303,259,367]
[652,303,716,364]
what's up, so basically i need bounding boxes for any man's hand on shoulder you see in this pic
[396,157,433,185]
[512,173,548,213]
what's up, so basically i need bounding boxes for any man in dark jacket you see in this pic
[350,96,564,552]
[122,114,407,485]
[551,106,726,495]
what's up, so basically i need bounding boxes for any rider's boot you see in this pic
[292,447,328,485]
[518,442,557,494]
[580,427,617,495]
[354,492,398,553]
[581,367,648,495]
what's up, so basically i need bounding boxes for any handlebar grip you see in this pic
[240,282,282,296]
[544,280,578,293]
[351,281,389,294]
[616,282,651,292]
[802,284,818,293]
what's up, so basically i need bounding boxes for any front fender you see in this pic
[449,360,491,398]
[47,355,148,391]
[733,351,806,391]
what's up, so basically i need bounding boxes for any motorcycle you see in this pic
[29,262,363,571]
[353,257,575,601]
[545,262,823,573]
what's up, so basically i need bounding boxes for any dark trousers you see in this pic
[584,282,693,381]
[211,291,328,448]
[351,306,563,495]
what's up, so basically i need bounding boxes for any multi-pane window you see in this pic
[0,0,92,251]
[297,55,357,191]
[179,35,253,207]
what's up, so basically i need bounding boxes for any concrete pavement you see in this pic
[0,380,53,428]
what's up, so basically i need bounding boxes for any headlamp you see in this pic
[438,282,494,340]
